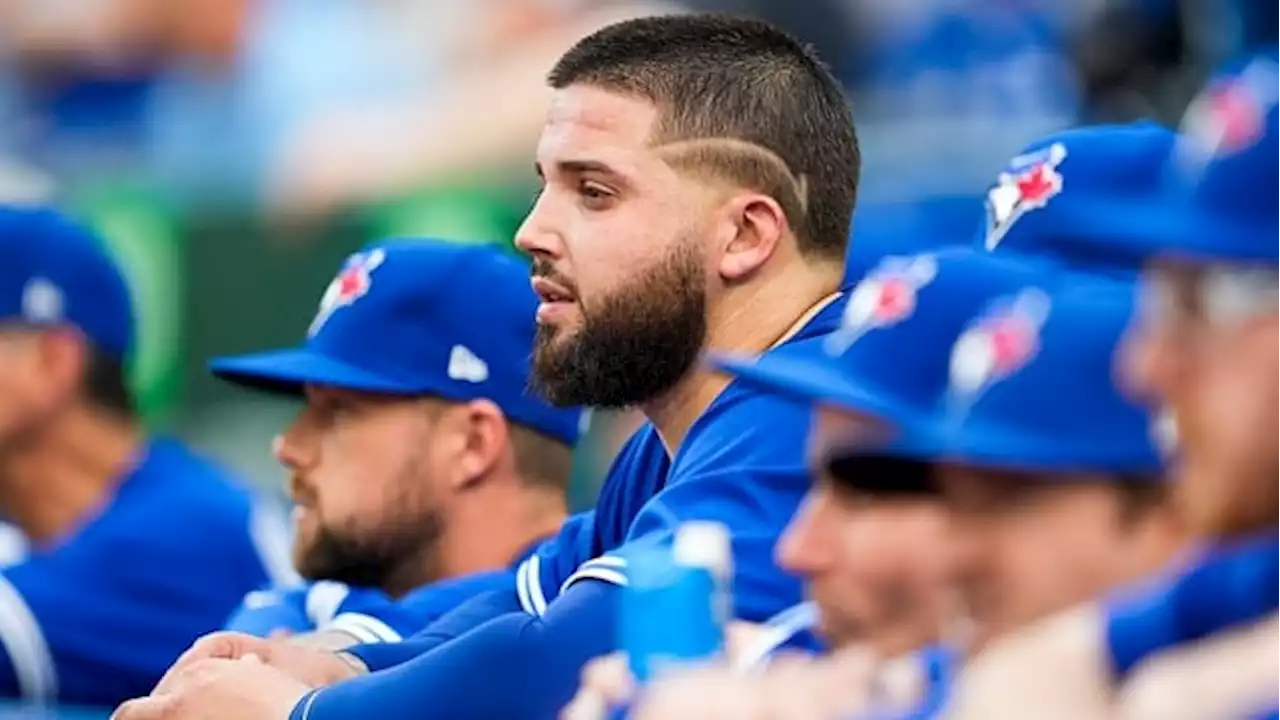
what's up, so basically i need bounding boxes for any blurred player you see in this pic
[114,13,865,720]
[214,239,582,646]
[939,50,1279,720]
[0,205,294,706]
[567,121,1191,719]
[607,249,1184,720]
[563,248,1038,719]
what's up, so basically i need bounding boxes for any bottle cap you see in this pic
[672,521,732,576]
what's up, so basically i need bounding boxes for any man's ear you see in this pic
[31,327,91,413]
[714,193,788,283]
[449,399,510,492]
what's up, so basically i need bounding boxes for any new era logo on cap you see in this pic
[308,248,387,338]
[22,278,64,323]
[447,345,489,384]
[985,143,1067,251]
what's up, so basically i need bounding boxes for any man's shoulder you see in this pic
[137,436,254,499]
[688,293,845,442]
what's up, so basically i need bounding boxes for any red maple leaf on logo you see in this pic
[987,319,1038,375]
[1014,164,1061,207]
[1206,82,1263,152]
[872,278,914,323]
[334,267,369,301]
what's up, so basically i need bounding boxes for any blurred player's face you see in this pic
[779,408,950,655]
[1120,263,1278,537]
[0,327,88,456]
[518,86,716,408]
[274,386,448,592]
[938,466,1171,651]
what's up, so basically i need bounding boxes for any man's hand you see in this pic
[113,655,310,720]
[561,653,634,720]
[627,650,878,720]
[156,631,362,695]
[560,623,770,720]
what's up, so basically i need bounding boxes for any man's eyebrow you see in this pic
[556,159,621,176]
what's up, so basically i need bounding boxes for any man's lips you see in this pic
[531,276,575,303]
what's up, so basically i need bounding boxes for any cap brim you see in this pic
[890,415,1165,478]
[209,348,415,397]
[709,352,915,425]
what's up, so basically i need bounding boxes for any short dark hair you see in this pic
[548,13,859,260]
[83,347,136,419]
[1114,477,1169,528]
[509,422,575,492]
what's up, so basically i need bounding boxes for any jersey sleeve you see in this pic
[516,423,671,617]
[328,571,515,643]
[293,580,622,720]
[223,586,317,637]
[514,511,599,616]
[0,566,57,699]
[563,390,814,623]
[1105,532,1279,679]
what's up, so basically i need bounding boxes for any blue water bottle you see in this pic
[618,521,733,684]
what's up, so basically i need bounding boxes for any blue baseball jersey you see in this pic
[1106,532,1278,679]
[515,424,670,616]
[226,570,517,643]
[0,437,294,706]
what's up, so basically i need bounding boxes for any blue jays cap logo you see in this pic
[1191,81,1266,152]
[948,288,1050,409]
[1178,57,1279,169]
[308,248,386,338]
[985,143,1067,251]
[826,254,937,355]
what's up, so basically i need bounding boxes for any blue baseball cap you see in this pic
[975,121,1178,275]
[0,205,134,357]
[711,249,1054,436]
[1056,50,1279,266]
[845,196,977,288]
[210,239,584,446]
[898,276,1163,477]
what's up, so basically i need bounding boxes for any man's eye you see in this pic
[578,181,616,209]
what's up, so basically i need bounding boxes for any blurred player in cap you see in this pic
[116,12,865,720]
[0,205,294,706]
[598,247,1184,720]
[564,248,1042,719]
[974,121,1177,278]
[942,50,1279,720]
[213,239,582,647]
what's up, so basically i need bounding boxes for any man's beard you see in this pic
[294,478,444,592]
[293,514,440,591]
[530,238,708,408]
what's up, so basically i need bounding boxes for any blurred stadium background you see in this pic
[0,0,1273,513]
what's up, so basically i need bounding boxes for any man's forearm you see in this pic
[343,588,524,672]
[294,582,619,719]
